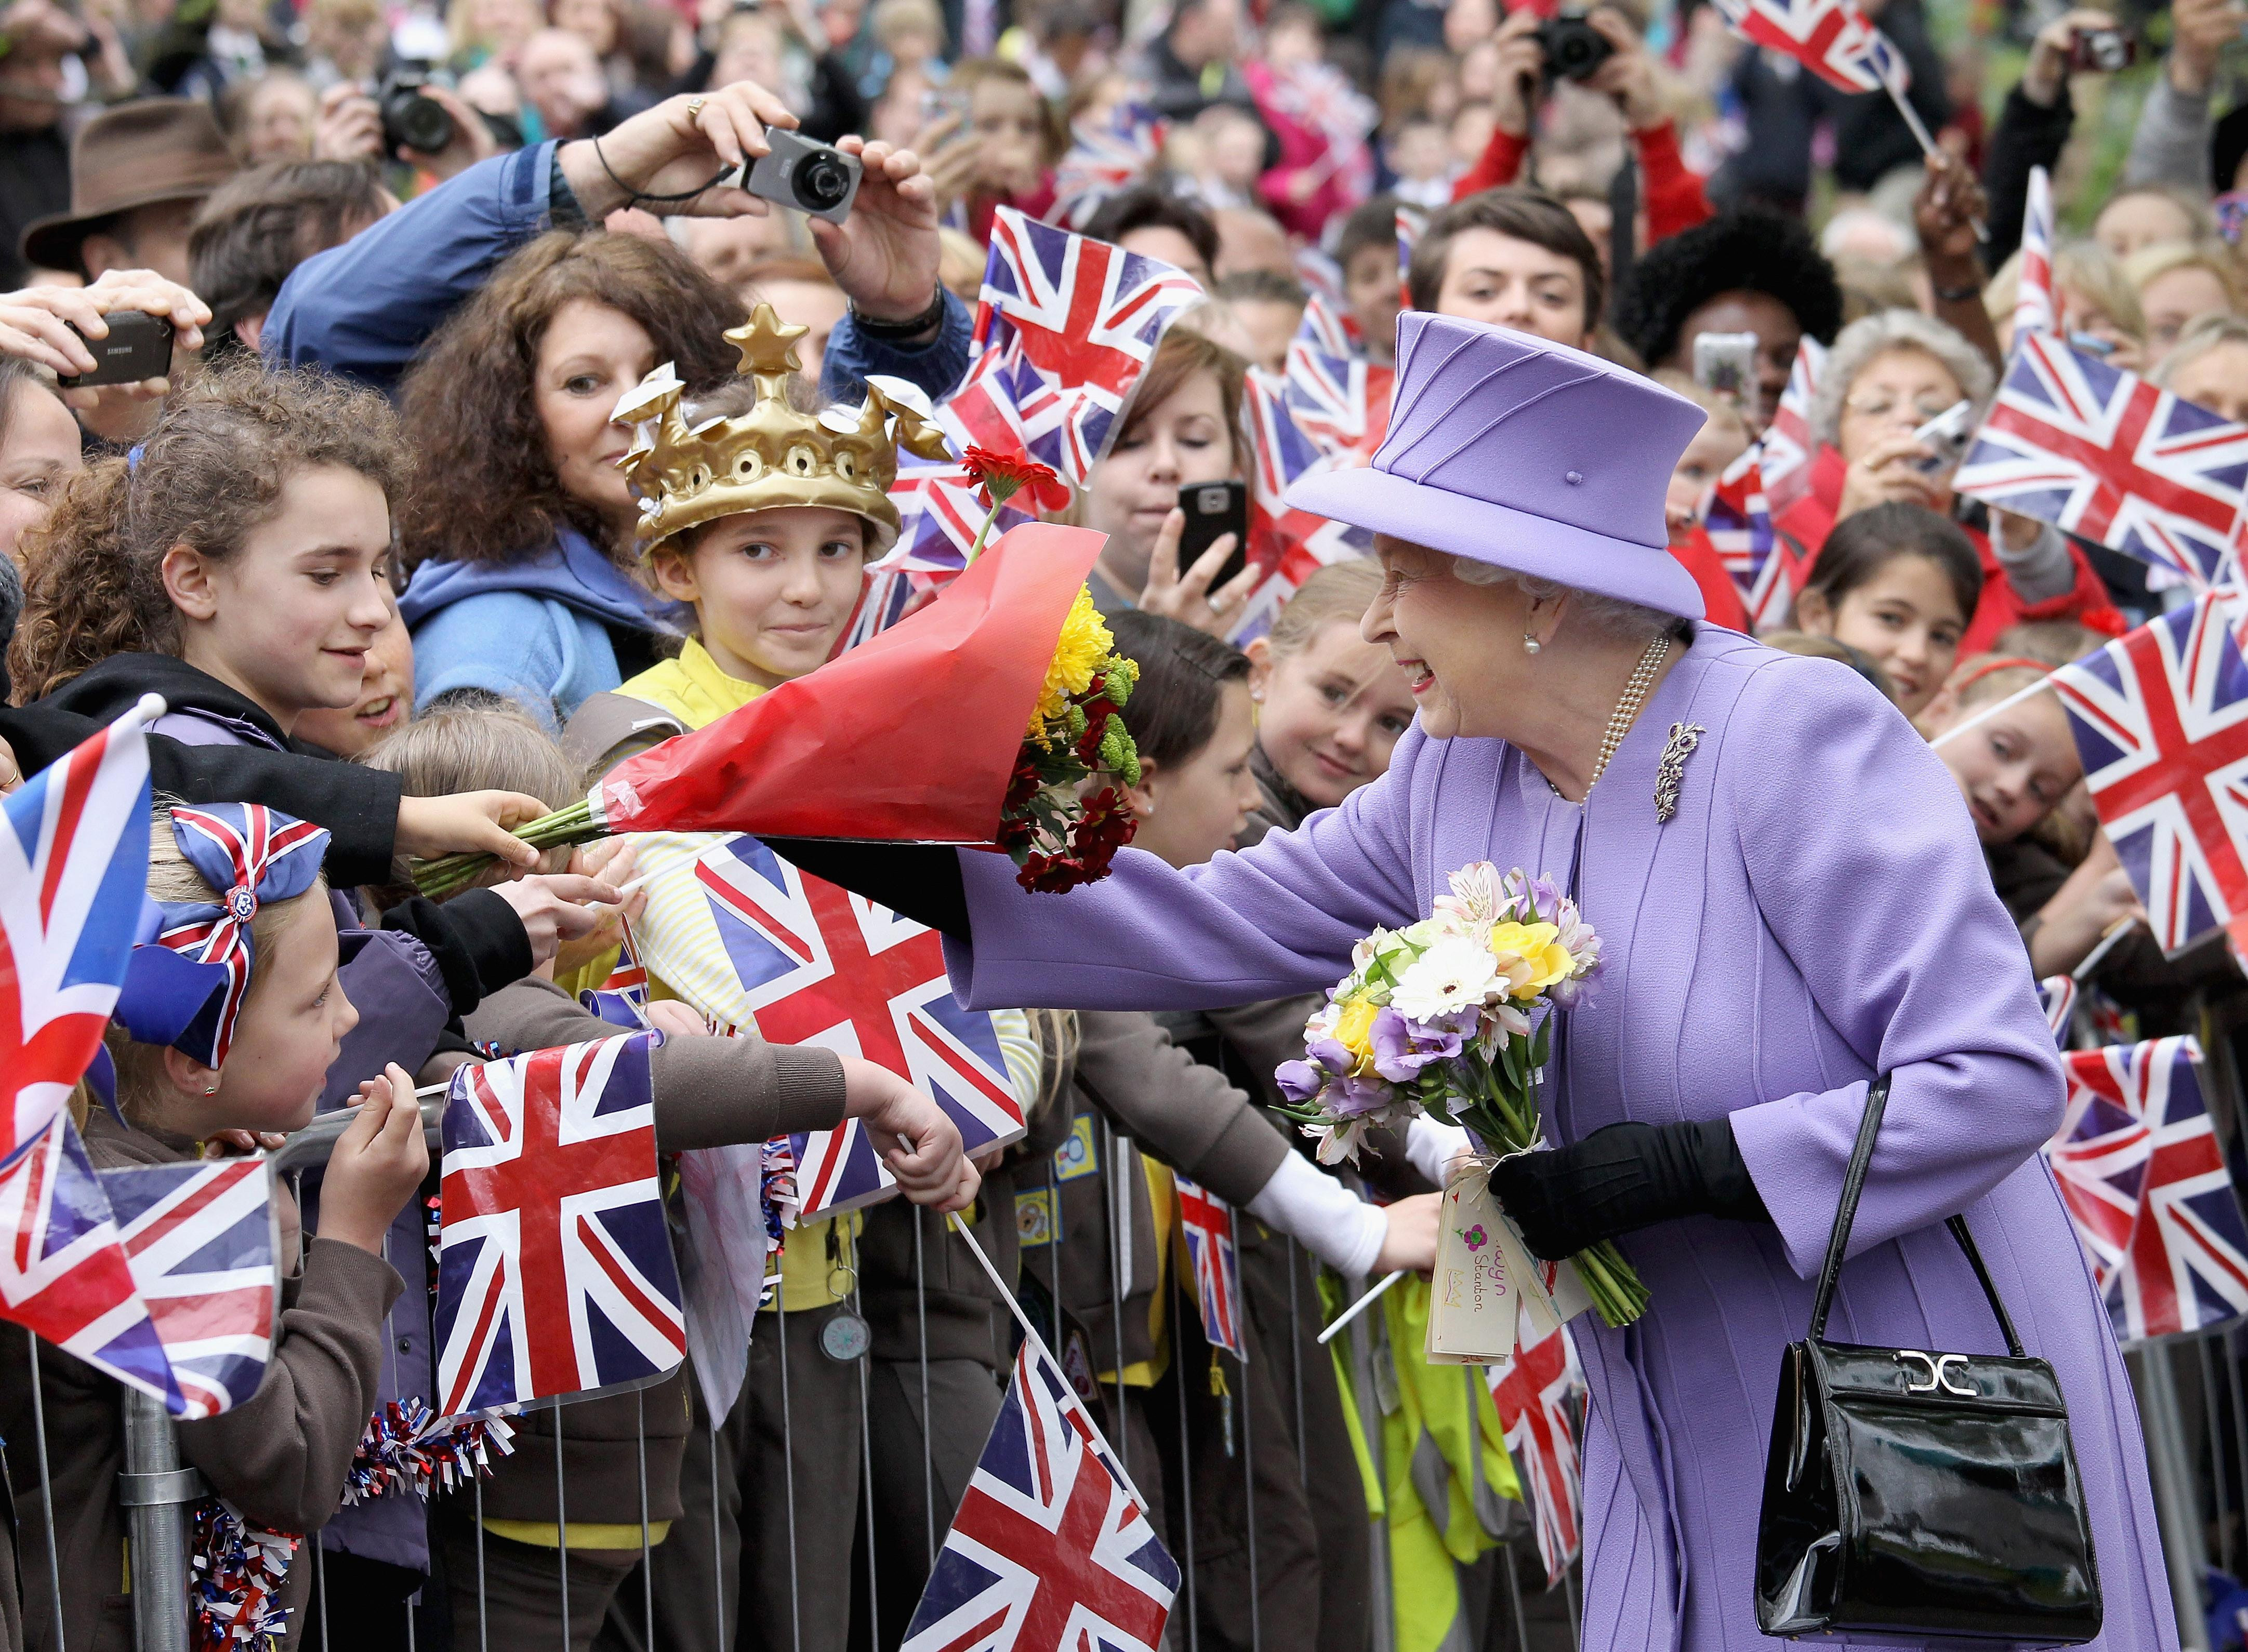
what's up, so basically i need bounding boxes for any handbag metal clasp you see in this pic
[1895,1350,1977,1396]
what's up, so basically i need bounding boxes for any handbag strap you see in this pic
[1805,1075,2027,1358]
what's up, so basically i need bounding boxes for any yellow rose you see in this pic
[1487,921,1572,997]
[1333,994,1381,1072]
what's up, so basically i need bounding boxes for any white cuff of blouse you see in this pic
[1246,1150,1388,1277]
[1406,1116,1472,1188]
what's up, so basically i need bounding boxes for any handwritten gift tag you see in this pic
[1427,1166,1520,1366]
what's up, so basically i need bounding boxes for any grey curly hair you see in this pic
[1450,558,1681,643]
[1809,310,1995,451]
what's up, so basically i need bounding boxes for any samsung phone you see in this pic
[58,309,173,389]
[1178,480,1249,591]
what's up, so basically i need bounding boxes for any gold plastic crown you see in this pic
[614,304,952,553]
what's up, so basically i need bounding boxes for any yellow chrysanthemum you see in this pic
[1028,587,1114,738]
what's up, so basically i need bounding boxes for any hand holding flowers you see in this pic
[1275,862,1650,1327]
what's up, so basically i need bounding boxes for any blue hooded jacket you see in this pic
[399,528,686,731]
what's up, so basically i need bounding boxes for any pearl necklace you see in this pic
[1547,632,1672,802]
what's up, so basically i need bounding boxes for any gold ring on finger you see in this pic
[686,96,707,118]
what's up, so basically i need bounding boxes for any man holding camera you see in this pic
[1451,4,1712,247]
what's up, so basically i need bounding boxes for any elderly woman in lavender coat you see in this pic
[788,312,2175,1649]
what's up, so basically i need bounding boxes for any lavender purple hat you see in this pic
[1285,312,1712,619]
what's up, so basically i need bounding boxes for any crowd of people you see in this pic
[0,0,2242,1640]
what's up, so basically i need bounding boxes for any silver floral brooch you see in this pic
[1654,722,1705,824]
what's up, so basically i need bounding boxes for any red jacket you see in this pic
[1452,118,1712,244]
[1774,446,2125,655]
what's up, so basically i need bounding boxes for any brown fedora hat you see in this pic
[20,97,237,273]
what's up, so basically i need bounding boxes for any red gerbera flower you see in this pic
[962,445,1071,514]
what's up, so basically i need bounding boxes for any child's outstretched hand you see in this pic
[318,1063,431,1255]
[841,1057,977,1213]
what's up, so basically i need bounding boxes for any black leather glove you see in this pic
[762,838,971,937]
[1484,1118,1770,1261]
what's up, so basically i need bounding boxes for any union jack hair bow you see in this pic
[114,804,330,1068]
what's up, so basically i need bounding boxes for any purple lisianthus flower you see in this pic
[1306,1036,1356,1077]
[1369,1007,1465,1083]
[1329,1073,1393,1116]
[1276,1060,1325,1107]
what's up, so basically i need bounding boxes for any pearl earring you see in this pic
[1524,634,1543,655]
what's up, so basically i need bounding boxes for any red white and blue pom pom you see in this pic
[760,1135,799,1247]
[191,1498,297,1651]
[342,1399,517,1506]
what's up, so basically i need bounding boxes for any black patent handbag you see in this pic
[1753,1075,2104,1641]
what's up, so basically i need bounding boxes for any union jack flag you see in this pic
[883,453,1036,579]
[1488,1316,1584,1588]
[643,834,1026,1217]
[1294,288,1358,358]
[1281,337,1394,463]
[2039,973,2078,1046]
[1235,373,1374,646]
[0,1111,180,1410]
[1760,337,1826,517]
[1171,1175,1244,1359]
[99,1156,277,1419]
[2049,593,2248,953]
[1709,0,1909,93]
[1051,104,1167,229]
[2015,166,2056,341]
[1955,331,2248,592]
[902,1336,1180,1652]
[433,1033,685,1416]
[1703,444,1795,631]
[1395,206,1424,311]
[2046,1037,2248,1342]
[839,562,930,654]
[2,696,160,1156]
[947,208,1202,489]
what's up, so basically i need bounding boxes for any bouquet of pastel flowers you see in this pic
[1276,861,1650,1328]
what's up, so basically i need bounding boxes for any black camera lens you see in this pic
[1536,15,1614,81]
[388,91,455,153]
[796,155,851,211]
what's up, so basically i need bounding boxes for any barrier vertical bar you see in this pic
[25,1333,68,1652]
[2201,1334,2233,1575]
[917,1205,935,1568]
[1348,1299,1392,1652]
[555,1413,571,1648]
[776,1296,802,1652]
[708,1411,725,1651]
[638,1388,654,1651]
[1501,1542,1530,1652]
[474,1458,489,1652]
[1241,1348,1260,1652]
[855,1272,881,1652]
[1171,1271,1199,1652]
[313,1518,328,1646]
[2137,1340,2216,1651]
[1286,1237,1307,1482]
[1105,1120,1130,1485]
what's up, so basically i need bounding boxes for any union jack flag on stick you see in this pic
[434,1033,685,1416]
[1281,338,1394,463]
[2,692,164,1156]
[1050,104,1166,228]
[953,208,1205,487]
[1704,444,1796,632]
[2045,1037,2248,1342]
[2049,592,2248,954]
[1488,1314,1584,1588]
[1760,337,1826,517]
[1172,1175,1244,1360]
[100,1156,278,1419]
[1235,374,1374,646]
[1708,0,1909,95]
[626,833,1026,1218]
[902,1335,1181,1652]
[1955,331,2248,592]
[2014,166,2056,340]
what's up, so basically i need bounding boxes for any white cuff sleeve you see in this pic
[1406,1116,1471,1188]
[1245,1150,1389,1277]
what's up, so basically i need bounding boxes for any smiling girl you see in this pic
[1791,503,1983,720]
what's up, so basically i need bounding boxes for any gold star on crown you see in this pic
[614,303,953,553]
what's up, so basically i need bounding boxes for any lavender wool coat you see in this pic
[944,625,2176,1652]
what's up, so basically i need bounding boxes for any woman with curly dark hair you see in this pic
[393,230,746,731]
[1612,207,1846,433]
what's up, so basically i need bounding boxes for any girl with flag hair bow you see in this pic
[1,801,431,1652]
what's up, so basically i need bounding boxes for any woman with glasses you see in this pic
[1778,309,2122,656]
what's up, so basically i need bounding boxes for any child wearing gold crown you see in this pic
[558,307,1044,1652]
